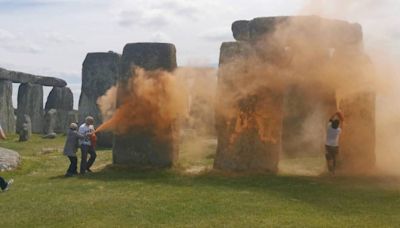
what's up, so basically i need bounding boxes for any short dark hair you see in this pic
[331,120,340,129]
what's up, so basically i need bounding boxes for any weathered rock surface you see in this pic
[0,80,16,133]
[214,42,283,172]
[17,83,43,133]
[0,67,67,87]
[113,43,178,167]
[45,87,73,133]
[232,16,363,47]
[339,91,376,172]
[18,114,31,142]
[45,87,73,111]
[282,84,337,157]
[67,110,79,126]
[0,147,20,171]
[79,51,120,147]
[43,109,57,135]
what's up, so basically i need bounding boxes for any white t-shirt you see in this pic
[326,123,341,147]
[78,123,91,146]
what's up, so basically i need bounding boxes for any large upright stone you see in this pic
[43,109,57,135]
[79,52,120,147]
[17,83,43,133]
[0,80,15,133]
[214,42,283,172]
[45,87,73,133]
[339,92,376,173]
[45,87,73,111]
[282,83,337,157]
[113,43,178,167]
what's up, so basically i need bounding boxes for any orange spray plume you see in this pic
[96,68,188,138]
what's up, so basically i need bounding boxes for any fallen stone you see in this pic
[0,147,20,171]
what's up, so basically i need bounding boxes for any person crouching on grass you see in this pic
[325,111,344,175]
[63,123,84,177]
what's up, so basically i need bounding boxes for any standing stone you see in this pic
[79,51,120,147]
[17,83,43,133]
[339,92,376,173]
[214,42,283,172]
[67,110,79,126]
[282,83,337,157]
[43,109,57,135]
[45,87,73,133]
[113,43,178,167]
[0,80,15,133]
[19,114,31,141]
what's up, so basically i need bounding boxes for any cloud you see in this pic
[200,27,232,42]
[0,28,42,54]
[0,28,15,41]
[117,9,170,28]
[152,0,200,20]
[149,32,170,42]
[44,32,77,44]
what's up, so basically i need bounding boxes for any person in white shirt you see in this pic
[325,111,344,174]
[78,116,97,174]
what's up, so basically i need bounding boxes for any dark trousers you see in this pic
[0,176,7,190]
[80,145,96,174]
[67,156,78,175]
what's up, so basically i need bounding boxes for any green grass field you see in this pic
[0,134,400,227]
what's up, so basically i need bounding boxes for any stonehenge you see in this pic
[0,15,376,174]
[0,67,74,136]
[112,43,178,167]
[214,16,375,173]
[79,51,120,147]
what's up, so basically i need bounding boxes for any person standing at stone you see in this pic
[79,116,97,174]
[63,123,84,177]
[0,125,13,191]
[325,111,344,174]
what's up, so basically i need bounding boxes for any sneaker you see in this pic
[86,169,93,173]
[4,179,14,191]
[65,173,73,177]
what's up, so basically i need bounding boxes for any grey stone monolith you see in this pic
[79,51,120,147]
[113,43,178,167]
[17,83,43,133]
[0,80,15,133]
[45,87,73,133]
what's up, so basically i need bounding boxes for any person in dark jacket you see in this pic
[63,123,84,177]
[0,176,13,192]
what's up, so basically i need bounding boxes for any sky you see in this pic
[0,0,399,109]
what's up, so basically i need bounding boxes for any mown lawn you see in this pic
[0,134,399,227]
